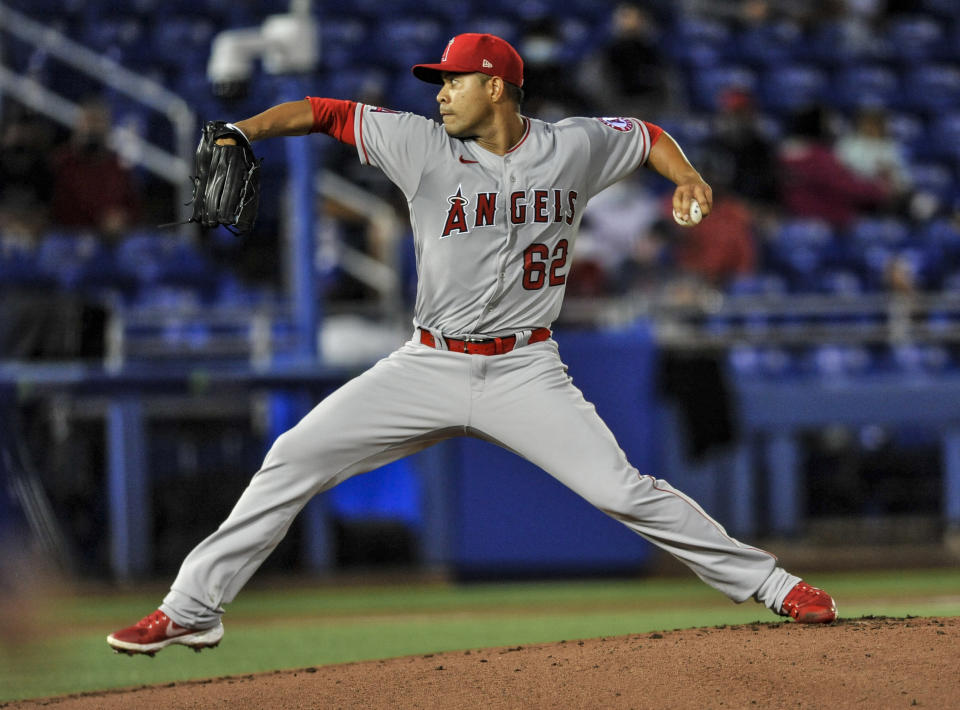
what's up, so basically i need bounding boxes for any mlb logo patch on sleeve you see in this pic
[597,117,634,132]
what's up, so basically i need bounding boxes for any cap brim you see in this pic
[411,64,445,84]
[412,63,483,84]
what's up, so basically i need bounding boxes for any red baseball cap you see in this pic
[412,33,524,88]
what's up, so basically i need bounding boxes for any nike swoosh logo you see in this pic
[459,156,479,164]
[165,620,187,637]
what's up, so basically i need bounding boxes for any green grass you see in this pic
[1,568,958,703]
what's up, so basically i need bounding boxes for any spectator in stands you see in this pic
[835,106,913,202]
[778,105,893,229]
[49,98,140,240]
[684,0,812,29]
[712,87,779,208]
[0,108,55,242]
[577,3,675,118]
[518,17,590,120]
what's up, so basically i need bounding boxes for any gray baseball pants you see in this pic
[162,336,798,628]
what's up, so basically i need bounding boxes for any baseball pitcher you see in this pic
[108,33,836,656]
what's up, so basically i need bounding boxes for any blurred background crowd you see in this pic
[2,0,959,319]
[2,0,960,579]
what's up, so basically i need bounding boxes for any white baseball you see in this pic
[673,199,702,226]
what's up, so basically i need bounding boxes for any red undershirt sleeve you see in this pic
[643,121,664,146]
[305,96,357,146]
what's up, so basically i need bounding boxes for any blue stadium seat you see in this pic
[319,67,389,102]
[770,219,834,287]
[909,162,956,202]
[776,218,835,250]
[731,21,802,67]
[757,347,796,377]
[729,345,762,376]
[318,17,369,70]
[804,20,890,65]
[36,231,106,289]
[885,15,946,64]
[689,65,757,111]
[0,239,45,288]
[807,344,873,377]
[727,273,788,297]
[116,231,177,285]
[901,64,960,112]
[829,65,899,111]
[884,111,925,159]
[150,17,216,68]
[849,217,910,249]
[759,64,828,114]
[662,17,732,67]
[818,269,864,296]
[466,16,521,47]
[368,18,446,69]
[922,218,960,252]
[927,112,960,162]
[80,16,147,56]
[657,116,712,152]
[890,343,951,374]
[387,72,439,116]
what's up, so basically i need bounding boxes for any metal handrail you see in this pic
[0,1,196,222]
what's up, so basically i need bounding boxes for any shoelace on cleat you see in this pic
[136,610,169,629]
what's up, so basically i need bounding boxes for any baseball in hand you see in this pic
[673,199,702,227]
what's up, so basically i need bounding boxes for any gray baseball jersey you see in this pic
[160,108,799,630]
[356,108,651,336]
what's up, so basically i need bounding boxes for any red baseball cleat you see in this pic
[780,581,838,623]
[107,609,223,656]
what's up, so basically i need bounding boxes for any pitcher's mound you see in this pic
[8,616,959,709]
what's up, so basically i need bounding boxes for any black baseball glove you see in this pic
[189,121,261,235]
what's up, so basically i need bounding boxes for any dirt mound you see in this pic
[6,617,958,709]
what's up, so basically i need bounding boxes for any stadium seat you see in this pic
[728,345,761,376]
[36,231,106,289]
[891,343,951,374]
[727,273,788,297]
[656,116,712,152]
[884,112,925,159]
[662,17,732,67]
[901,64,960,112]
[769,219,835,288]
[807,344,873,377]
[465,16,521,47]
[0,240,45,288]
[776,218,835,250]
[909,162,956,202]
[80,16,146,56]
[320,67,389,102]
[689,65,757,111]
[884,15,945,64]
[922,218,960,252]
[829,64,899,111]
[731,21,802,67]
[759,64,828,114]
[116,231,178,285]
[927,112,960,162]
[368,18,446,69]
[819,270,864,296]
[804,20,889,65]
[150,17,216,68]
[849,217,910,249]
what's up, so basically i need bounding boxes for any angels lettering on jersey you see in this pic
[441,185,578,238]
